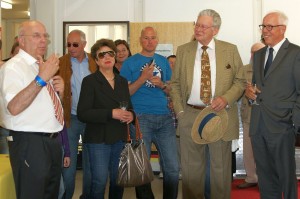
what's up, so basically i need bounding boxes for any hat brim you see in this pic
[191,106,228,144]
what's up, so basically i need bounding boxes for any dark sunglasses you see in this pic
[67,43,80,48]
[97,51,115,59]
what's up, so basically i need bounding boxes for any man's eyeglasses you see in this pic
[195,24,215,30]
[97,51,115,59]
[21,33,49,40]
[259,24,285,31]
[67,43,80,48]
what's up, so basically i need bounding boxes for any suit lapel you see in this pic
[264,39,289,79]
[94,71,121,103]
[215,39,226,95]
[256,47,267,83]
[186,41,198,94]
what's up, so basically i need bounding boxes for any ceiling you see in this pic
[1,0,30,19]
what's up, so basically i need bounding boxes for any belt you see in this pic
[35,132,59,138]
[187,104,206,110]
[10,130,59,139]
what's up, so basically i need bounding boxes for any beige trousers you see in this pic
[179,106,232,199]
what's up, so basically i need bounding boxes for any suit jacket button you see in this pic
[260,99,262,102]
[262,83,264,87]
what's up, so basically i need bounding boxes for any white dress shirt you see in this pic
[264,38,286,67]
[187,39,216,106]
[0,49,63,132]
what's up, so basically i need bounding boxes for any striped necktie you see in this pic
[47,83,64,125]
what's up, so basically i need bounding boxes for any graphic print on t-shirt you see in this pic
[141,60,164,88]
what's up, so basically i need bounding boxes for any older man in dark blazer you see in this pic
[170,9,244,199]
[246,11,300,199]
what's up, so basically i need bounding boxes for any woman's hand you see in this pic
[112,109,134,124]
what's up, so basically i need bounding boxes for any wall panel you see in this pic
[130,22,194,55]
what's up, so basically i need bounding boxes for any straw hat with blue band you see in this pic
[191,106,228,144]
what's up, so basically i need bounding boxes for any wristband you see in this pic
[35,75,47,87]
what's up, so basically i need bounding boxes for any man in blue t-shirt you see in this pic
[120,26,179,199]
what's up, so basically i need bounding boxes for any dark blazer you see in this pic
[250,39,300,135]
[77,70,134,144]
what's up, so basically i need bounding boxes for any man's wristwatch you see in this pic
[35,80,43,87]
[34,75,47,87]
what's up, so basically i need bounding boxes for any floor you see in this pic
[72,106,300,198]
[73,171,183,199]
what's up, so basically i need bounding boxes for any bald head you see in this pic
[18,20,48,59]
[251,42,265,54]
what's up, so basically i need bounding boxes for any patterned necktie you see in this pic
[200,46,212,104]
[47,83,64,125]
[264,47,274,76]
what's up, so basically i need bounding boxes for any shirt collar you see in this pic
[269,38,286,53]
[70,52,89,62]
[197,39,215,51]
[18,49,39,66]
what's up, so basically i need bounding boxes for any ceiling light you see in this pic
[1,1,12,9]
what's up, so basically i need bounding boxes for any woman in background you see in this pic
[77,39,134,199]
[114,39,131,73]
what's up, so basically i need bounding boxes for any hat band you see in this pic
[198,113,217,139]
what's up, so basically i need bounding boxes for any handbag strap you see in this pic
[126,117,143,142]
[126,124,131,142]
[135,117,142,140]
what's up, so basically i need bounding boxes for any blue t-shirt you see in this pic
[120,53,172,114]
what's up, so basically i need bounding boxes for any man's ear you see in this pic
[213,27,219,36]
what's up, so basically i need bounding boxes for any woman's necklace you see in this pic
[106,76,115,81]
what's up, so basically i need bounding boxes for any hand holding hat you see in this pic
[191,106,228,144]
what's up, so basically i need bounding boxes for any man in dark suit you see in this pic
[246,11,300,199]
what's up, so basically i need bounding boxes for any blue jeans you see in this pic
[86,141,124,199]
[63,115,91,199]
[135,114,179,199]
[0,127,9,154]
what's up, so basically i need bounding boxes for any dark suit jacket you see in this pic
[250,39,300,135]
[77,70,133,144]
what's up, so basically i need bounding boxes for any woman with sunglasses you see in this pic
[77,38,134,199]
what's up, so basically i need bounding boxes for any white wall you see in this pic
[29,0,300,64]
[143,0,255,64]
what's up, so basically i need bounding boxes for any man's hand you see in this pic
[37,54,60,82]
[211,96,227,112]
[52,75,64,100]
[245,82,261,100]
[140,64,154,82]
[149,76,163,88]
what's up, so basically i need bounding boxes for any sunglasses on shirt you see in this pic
[67,43,80,48]
[97,51,116,59]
